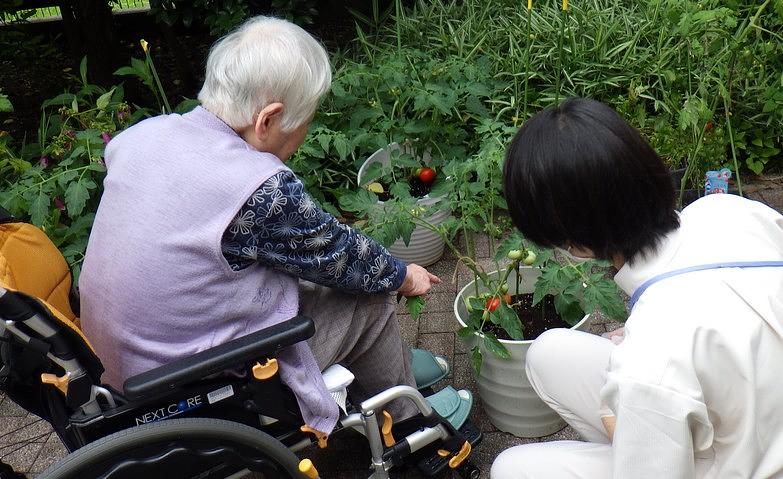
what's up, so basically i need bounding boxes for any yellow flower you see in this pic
[140,39,149,53]
[562,0,568,10]
[527,0,532,10]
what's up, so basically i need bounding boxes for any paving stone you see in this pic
[456,259,503,291]
[0,397,29,417]
[397,314,419,349]
[1,441,43,473]
[541,424,580,442]
[451,353,477,392]
[757,188,783,214]
[472,431,539,477]
[28,435,67,474]
[426,259,459,295]
[0,416,53,446]
[416,333,455,365]
[588,321,608,335]
[418,311,459,334]
[421,292,457,314]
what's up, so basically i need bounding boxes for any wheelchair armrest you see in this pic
[122,315,315,401]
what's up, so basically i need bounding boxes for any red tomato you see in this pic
[486,297,501,312]
[418,167,437,184]
[705,121,714,132]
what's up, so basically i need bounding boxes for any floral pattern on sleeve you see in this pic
[222,171,407,294]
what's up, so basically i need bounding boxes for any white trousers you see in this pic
[491,329,615,479]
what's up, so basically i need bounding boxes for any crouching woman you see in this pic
[493,97,783,478]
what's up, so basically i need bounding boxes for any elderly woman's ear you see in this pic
[253,102,285,141]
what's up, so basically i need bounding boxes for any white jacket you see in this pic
[604,194,783,479]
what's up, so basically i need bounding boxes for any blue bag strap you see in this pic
[630,261,783,310]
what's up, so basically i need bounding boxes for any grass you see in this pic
[23,1,149,20]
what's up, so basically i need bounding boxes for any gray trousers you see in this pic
[299,281,418,419]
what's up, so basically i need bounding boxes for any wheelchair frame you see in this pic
[0,286,481,479]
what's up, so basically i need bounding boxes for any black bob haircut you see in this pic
[503,97,679,263]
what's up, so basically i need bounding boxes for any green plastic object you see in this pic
[425,386,473,430]
[411,348,450,390]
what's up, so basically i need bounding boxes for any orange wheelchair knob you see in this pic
[300,425,328,449]
[40,372,70,395]
[381,410,396,447]
[298,459,319,479]
[252,358,278,380]
[449,441,472,469]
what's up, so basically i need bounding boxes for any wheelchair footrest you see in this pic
[415,419,482,477]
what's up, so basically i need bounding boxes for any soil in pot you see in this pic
[374,176,433,201]
[484,293,573,341]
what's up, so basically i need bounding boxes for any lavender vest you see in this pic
[80,106,338,433]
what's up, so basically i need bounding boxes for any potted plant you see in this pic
[402,125,628,437]
[340,143,453,266]
[451,233,627,437]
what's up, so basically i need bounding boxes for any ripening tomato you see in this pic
[419,167,437,184]
[486,297,501,312]
[504,293,513,304]
[705,121,714,132]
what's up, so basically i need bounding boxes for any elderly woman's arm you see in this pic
[222,170,407,294]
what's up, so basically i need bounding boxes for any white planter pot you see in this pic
[454,266,592,437]
[357,144,450,266]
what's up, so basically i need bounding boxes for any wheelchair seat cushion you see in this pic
[0,217,104,382]
[0,219,78,323]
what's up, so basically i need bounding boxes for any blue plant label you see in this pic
[705,168,732,195]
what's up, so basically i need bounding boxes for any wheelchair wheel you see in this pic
[37,418,305,479]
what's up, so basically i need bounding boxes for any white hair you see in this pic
[198,16,332,131]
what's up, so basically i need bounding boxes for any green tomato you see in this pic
[523,251,537,265]
[501,283,509,293]
[465,296,476,312]
[507,249,524,260]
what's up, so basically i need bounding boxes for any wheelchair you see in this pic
[0,210,482,479]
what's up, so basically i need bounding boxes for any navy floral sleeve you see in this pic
[222,171,407,294]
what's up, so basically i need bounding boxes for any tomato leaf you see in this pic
[406,295,426,320]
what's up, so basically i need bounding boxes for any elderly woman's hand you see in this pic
[398,264,441,297]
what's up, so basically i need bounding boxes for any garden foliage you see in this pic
[1,0,781,309]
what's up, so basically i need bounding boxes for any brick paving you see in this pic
[2,179,782,478]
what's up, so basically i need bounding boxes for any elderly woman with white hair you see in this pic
[78,16,440,436]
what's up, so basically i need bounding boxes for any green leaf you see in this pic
[30,192,49,226]
[494,301,524,340]
[457,326,475,339]
[174,98,200,113]
[483,332,511,359]
[79,56,88,85]
[470,346,482,375]
[553,294,585,326]
[332,135,349,160]
[96,88,115,110]
[338,189,378,214]
[0,93,12,113]
[64,180,90,217]
[398,220,415,247]
[583,279,627,322]
[406,295,426,320]
[42,93,76,109]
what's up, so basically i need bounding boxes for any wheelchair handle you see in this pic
[360,385,433,416]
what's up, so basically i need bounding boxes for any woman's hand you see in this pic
[398,264,441,297]
[602,326,625,345]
